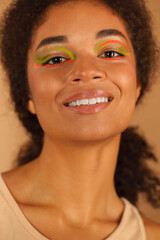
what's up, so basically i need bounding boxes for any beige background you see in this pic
[0,0,160,222]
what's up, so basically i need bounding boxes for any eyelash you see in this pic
[98,50,125,60]
[42,56,73,67]
[38,48,126,67]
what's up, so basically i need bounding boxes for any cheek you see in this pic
[105,60,138,129]
[27,68,65,135]
[108,60,137,100]
[27,68,66,108]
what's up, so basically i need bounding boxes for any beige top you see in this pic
[0,173,146,240]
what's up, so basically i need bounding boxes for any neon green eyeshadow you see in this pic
[35,46,75,65]
[94,39,131,56]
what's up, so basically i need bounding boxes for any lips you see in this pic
[62,89,114,105]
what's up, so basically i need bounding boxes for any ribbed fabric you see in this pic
[0,174,146,240]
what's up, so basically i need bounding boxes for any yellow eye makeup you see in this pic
[94,39,131,60]
[34,40,131,67]
[34,46,75,67]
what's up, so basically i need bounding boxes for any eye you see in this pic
[43,56,69,66]
[99,51,124,59]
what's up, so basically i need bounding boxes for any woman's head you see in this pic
[27,1,138,144]
[0,0,158,141]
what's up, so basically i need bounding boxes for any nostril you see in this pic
[73,78,81,82]
[93,76,101,79]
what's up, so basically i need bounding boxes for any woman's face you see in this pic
[27,0,139,143]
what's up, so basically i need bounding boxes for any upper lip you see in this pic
[62,89,114,105]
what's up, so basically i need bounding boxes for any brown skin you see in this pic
[2,1,160,239]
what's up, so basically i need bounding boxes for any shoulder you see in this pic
[141,215,160,240]
[1,161,37,203]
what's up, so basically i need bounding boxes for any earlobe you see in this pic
[28,99,36,114]
[136,84,141,100]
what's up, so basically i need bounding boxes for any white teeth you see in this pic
[81,99,89,105]
[88,98,97,105]
[72,101,76,106]
[67,97,111,107]
[101,97,105,103]
[68,102,73,107]
[76,100,81,106]
[96,97,102,103]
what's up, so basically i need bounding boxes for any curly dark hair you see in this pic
[0,0,160,207]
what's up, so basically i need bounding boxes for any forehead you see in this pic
[30,0,131,50]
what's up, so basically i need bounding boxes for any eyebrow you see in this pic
[37,36,68,50]
[96,29,127,41]
[36,29,127,50]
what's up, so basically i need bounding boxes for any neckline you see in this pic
[0,173,49,240]
[0,173,129,240]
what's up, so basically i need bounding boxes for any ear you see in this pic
[136,83,141,101]
[28,99,36,115]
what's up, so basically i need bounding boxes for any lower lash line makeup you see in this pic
[34,46,75,67]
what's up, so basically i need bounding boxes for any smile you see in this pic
[63,90,114,114]
[65,97,112,107]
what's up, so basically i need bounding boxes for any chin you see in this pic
[62,126,123,145]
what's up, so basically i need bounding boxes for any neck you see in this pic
[32,134,122,226]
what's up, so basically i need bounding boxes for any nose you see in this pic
[67,57,106,84]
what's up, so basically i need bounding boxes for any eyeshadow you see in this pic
[35,46,75,65]
[94,39,131,56]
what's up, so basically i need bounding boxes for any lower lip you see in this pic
[64,102,112,114]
